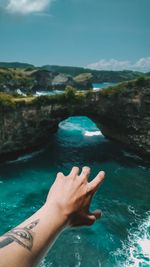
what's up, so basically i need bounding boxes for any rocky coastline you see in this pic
[0,68,93,94]
[0,63,144,95]
[0,77,150,163]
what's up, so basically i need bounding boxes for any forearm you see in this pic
[0,167,105,267]
[0,204,67,267]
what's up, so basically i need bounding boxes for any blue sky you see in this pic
[0,0,150,71]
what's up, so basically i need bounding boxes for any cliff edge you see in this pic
[0,77,149,162]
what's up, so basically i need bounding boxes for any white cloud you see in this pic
[86,57,150,72]
[5,0,53,15]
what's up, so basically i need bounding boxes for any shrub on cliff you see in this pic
[32,93,67,106]
[99,84,125,96]
[85,90,93,99]
[31,87,86,107]
[135,76,146,87]
[0,92,15,109]
[65,86,76,98]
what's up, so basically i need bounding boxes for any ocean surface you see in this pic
[93,82,116,90]
[32,82,116,96]
[0,116,150,267]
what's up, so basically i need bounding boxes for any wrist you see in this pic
[41,202,70,229]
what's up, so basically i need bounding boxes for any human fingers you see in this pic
[56,172,64,179]
[90,209,102,219]
[88,171,105,194]
[83,213,97,226]
[82,210,102,226]
[71,213,96,227]
[68,166,80,178]
[79,166,91,181]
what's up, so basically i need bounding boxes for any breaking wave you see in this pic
[59,116,103,137]
[84,131,102,136]
[7,150,44,164]
[116,210,150,267]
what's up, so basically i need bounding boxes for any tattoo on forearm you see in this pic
[0,219,39,251]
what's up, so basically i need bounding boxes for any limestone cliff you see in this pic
[0,78,150,162]
[92,79,150,159]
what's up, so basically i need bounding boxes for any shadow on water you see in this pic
[0,117,149,178]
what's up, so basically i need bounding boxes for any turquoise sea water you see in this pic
[32,82,115,96]
[93,82,116,90]
[0,116,150,267]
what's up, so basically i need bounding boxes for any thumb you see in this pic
[91,209,102,219]
[83,213,96,226]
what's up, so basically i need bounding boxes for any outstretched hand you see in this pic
[0,167,105,267]
[46,167,105,227]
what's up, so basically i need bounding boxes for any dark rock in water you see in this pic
[0,78,150,162]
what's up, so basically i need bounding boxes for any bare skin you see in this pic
[0,166,105,267]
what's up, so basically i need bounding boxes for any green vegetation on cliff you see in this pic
[99,76,150,96]
[1,76,150,109]
[0,62,146,95]
[41,65,142,81]
[0,75,150,160]
[0,62,35,69]
[0,68,35,89]
[0,86,86,108]
[0,67,93,93]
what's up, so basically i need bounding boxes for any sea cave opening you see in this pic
[56,116,105,148]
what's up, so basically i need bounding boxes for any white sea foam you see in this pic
[123,151,142,161]
[34,90,63,96]
[84,131,102,136]
[59,121,83,132]
[7,150,44,164]
[16,89,26,96]
[116,211,150,267]
[128,205,139,216]
[35,91,48,96]
[93,87,101,91]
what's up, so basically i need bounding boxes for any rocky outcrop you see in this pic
[41,65,143,82]
[1,66,146,94]
[30,70,56,91]
[0,78,150,162]
[0,68,93,94]
[0,104,59,161]
[91,81,150,159]
[73,73,93,90]
[51,73,76,90]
